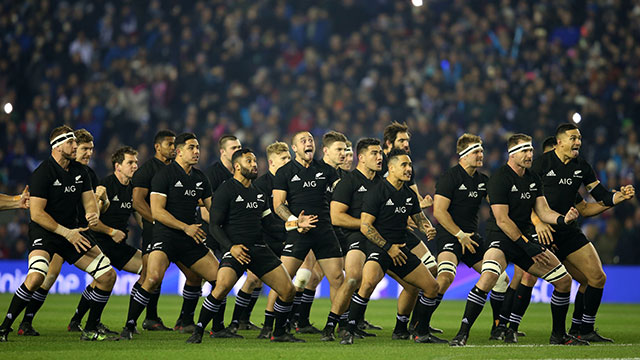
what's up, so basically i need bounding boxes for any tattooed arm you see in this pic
[411,211,437,241]
[273,189,294,221]
[361,212,407,266]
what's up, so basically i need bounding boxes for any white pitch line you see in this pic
[458,343,636,348]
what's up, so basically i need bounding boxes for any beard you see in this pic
[241,166,258,180]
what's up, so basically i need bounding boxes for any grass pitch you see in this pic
[1,294,639,359]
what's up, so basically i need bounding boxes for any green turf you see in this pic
[1,294,639,359]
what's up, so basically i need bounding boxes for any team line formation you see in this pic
[0,121,635,346]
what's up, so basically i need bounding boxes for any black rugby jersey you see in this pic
[210,178,272,248]
[131,157,168,204]
[254,172,285,239]
[99,174,134,232]
[332,169,382,220]
[362,179,421,244]
[204,161,233,193]
[379,152,415,185]
[76,165,99,227]
[435,164,488,232]
[486,164,543,233]
[531,151,598,214]
[151,162,212,227]
[273,158,339,222]
[30,157,93,228]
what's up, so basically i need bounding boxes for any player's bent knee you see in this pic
[293,268,312,289]
[24,272,45,290]
[86,253,114,282]
[543,264,571,291]
[589,270,606,288]
[492,271,510,293]
[421,253,437,271]
[437,261,457,278]
[28,255,50,277]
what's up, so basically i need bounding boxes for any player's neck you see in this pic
[507,160,525,177]
[385,175,404,190]
[176,158,193,174]
[357,165,376,180]
[115,171,130,185]
[460,162,477,176]
[221,158,234,173]
[234,173,251,187]
[52,152,71,170]
[322,156,339,169]
[554,148,572,164]
[295,155,311,168]
[154,152,172,165]
[269,167,278,176]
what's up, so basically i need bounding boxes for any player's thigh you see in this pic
[526,250,571,290]
[317,257,344,286]
[242,270,263,289]
[300,250,317,269]
[402,263,438,295]
[410,241,428,258]
[177,260,203,284]
[344,250,366,282]
[189,251,220,282]
[260,265,295,301]
[359,260,385,296]
[145,250,171,284]
[563,259,588,285]
[212,266,239,298]
[565,243,605,285]
[280,256,303,277]
[122,250,143,274]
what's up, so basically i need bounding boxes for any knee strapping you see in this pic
[437,261,457,277]
[28,256,49,276]
[541,264,568,283]
[481,260,502,277]
[293,268,312,288]
[421,252,437,270]
[86,253,113,279]
[492,271,509,293]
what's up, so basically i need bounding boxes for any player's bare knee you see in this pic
[24,273,45,291]
[280,282,295,302]
[345,276,360,292]
[521,272,537,287]
[589,270,606,288]
[437,273,454,292]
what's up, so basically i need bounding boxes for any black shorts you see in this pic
[141,219,154,255]
[550,226,590,262]
[152,227,210,268]
[405,229,423,249]
[343,230,369,255]
[281,222,342,260]
[435,229,484,268]
[28,222,89,264]
[91,231,138,271]
[365,244,422,279]
[263,232,285,258]
[486,228,539,271]
[220,243,282,279]
[335,226,348,256]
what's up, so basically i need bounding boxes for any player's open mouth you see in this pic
[304,149,313,154]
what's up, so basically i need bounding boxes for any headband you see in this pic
[458,143,483,158]
[508,142,533,155]
[50,132,76,149]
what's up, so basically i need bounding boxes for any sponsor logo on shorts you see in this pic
[349,242,360,250]
[283,244,294,252]
[489,241,500,248]
[443,243,454,251]
[32,238,43,246]
[152,242,163,250]
[368,252,380,260]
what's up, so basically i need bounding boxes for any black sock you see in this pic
[71,285,94,323]
[347,293,368,333]
[211,297,227,332]
[126,286,150,330]
[22,288,49,325]
[241,287,261,322]
[581,286,603,334]
[457,286,488,335]
[339,311,349,328]
[489,290,505,328]
[394,313,410,334]
[197,294,221,332]
[297,289,315,327]
[508,284,533,331]
[498,287,515,327]
[289,291,303,324]
[264,310,276,328]
[324,311,340,330]
[179,284,201,325]
[570,290,584,332]
[145,286,161,320]
[273,298,293,337]
[550,290,570,336]
[1,284,33,330]
[409,290,424,329]
[231,290,252,325]
[413,294,437,336]
[86,287,111,331]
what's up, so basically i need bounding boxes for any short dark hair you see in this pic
[49,125,74,142]
[74,129,93,144]
[322,131,347,148]
[175,133,197,148]
[383,122,410,149]
[154,130,176,144]
[507,133,532,149]
[219,134,238,149]
[356,138,381,156]
[387,148,409,163]
[555,123,579,138]
[111,146,138,167]
[231,148,254,165]
[542,136,557,151]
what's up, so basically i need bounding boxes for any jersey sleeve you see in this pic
[211,185,230,223]
[581,160,598,186]
[327,165,340,186]
[331,175,352,205]
[88,168,99,191]
[361,187,380,217]
[273,166,289,191]
[201,174,213,200]
[80,166,93,193]
[150,170,169,197]
[435,171,455,199]
[488,173,509,205]
[530,156,543,177]
[29,166,50,199]
[409,190,422,216]
[131,165,149,189]
[533,173,544,198]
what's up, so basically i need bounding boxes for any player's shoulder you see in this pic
[275,160,295,176]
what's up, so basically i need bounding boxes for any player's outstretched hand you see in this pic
[297,210,318,231]
[457,231,479,254]
[85,212,99,227]
[231,244,251,265]
[535,222,555,245]
[420,194,433,209]
[388,243,407,266]
[67,227,91,253]
[19,185,30,209]
[564,207,579,223]
[184,224,207,243]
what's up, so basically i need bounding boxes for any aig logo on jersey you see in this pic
[184,189,197,197]
[121,202,132,209]
[64,185,77,193]
[303,180,316,188]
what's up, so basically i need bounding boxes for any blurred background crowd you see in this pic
[0,0,638,263]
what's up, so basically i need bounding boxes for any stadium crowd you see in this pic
[0,0,638,263]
